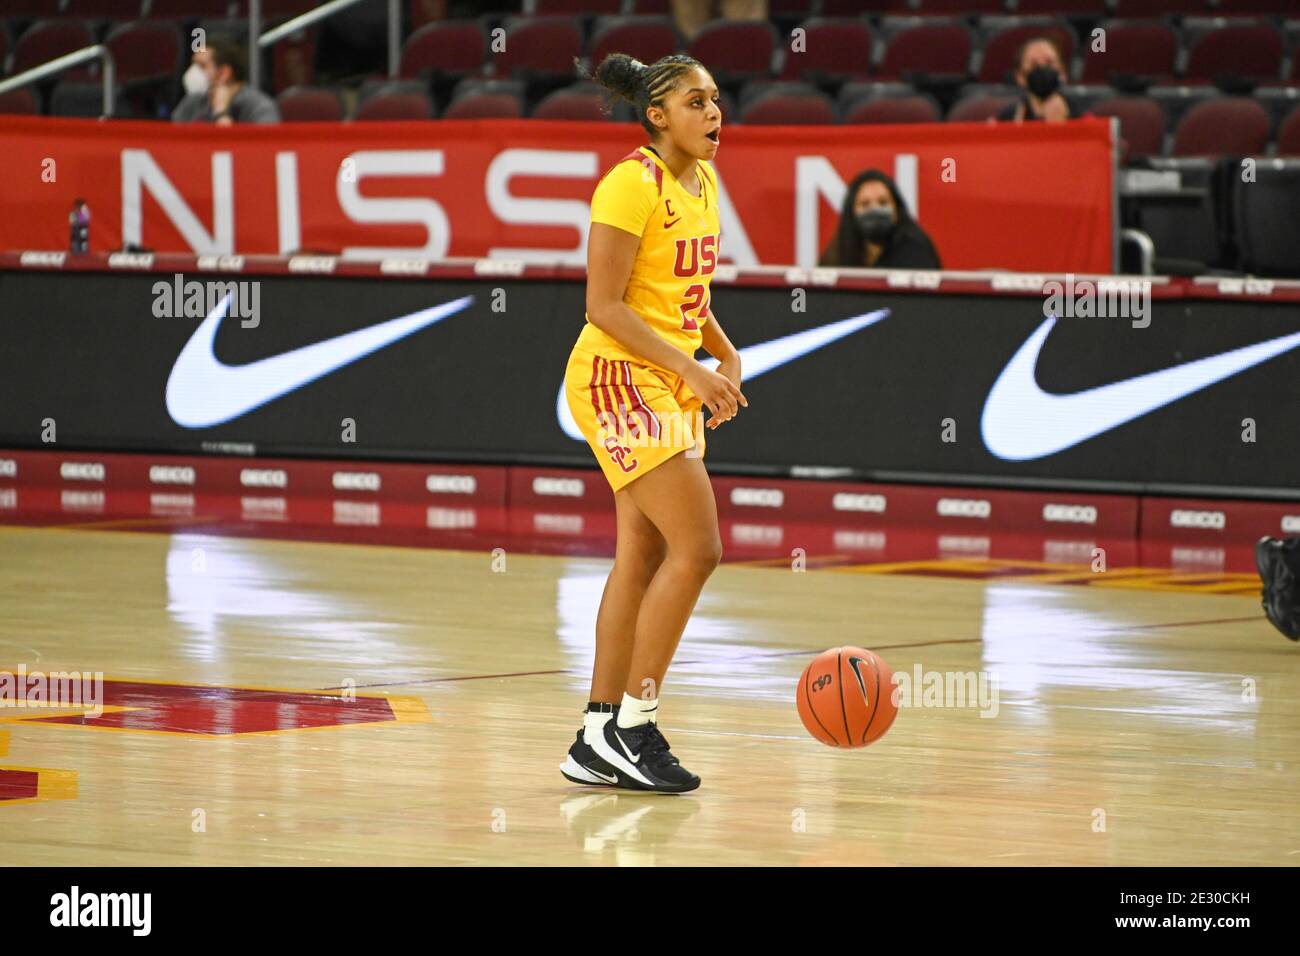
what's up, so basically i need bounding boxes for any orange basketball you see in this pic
[796,646,898,748]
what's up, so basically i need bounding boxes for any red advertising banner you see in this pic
[0,115,1114,271]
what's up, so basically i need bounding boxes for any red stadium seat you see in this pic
[263,1,316,15]
[4,1,67,15]
[911,0,1005,12]
[1013,1,1108,12]
[0,87,40,114]
[779,18,872,83]
[1171,97,1270,157]
[1276,105,1300,157]
[277,85,342,122]
[1109,0,1211,13]
[493,16,582,80]
[977,20,1076,85]
[1214,1,1296,13]
[65,1,143,17]
[878,23,973,80]
[533,0,622,12]
[532,84,609,121]
[354,88,434,121]
[820,1,899,14]
[444,79,524,119]
[686,20,777,82]
[145,1,245,17]
[1274,104,1300,157]
[105,21,181,86]
[844,94,941,124]
[948,91,1016,122]
[588,17,680,72]
[1184,24,1283,85]
[1092,96,1165,162]
[1081,20,1177,85]
[13,21,96,81]
[739,83,834,125]
[400,21,487,80]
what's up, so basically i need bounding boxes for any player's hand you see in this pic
[707,358,744,430]
[685,363,747,430]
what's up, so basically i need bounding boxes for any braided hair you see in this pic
[584,52,707,137]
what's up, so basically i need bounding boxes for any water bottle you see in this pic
[69,199,90,255]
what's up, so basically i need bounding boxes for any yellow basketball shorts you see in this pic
[564,346,706,493]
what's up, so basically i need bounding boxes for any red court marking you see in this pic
[0,769,39,801]
[8,679,400,736]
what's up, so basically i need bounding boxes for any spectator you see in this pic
[672,0,769,42]
[997,36,1077,124]
[173,36,279,125]
[820,169,941,270]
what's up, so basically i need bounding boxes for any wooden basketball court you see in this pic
[2,522,1295,866]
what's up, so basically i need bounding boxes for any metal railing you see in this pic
[250,0,400,91]
[0,45,116,117]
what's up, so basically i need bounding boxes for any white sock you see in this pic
[616,692,658,729]
[583,705,614,745]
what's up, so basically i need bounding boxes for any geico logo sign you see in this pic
[0,459,16,478]
[60,462,105,481]
[730,487,783,508]
[1042,503,1097,525]
[533,477,584,497]
[731,523,783,545]
[149,465,196,485]
[937,498,991,519]
[832,492,886,513]
[1281,515,1300,534]
[427,506,476,529]
[1170,509,1225,530]
[426,474,476,495]
[333,471,381,492]
[240,468,288,488]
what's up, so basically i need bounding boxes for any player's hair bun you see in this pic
[591,53,646,104]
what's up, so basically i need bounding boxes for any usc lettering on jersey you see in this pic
[575,146,722,370]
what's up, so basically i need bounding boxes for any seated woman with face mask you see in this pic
[997,36,1078,124]
[819,169,942,270]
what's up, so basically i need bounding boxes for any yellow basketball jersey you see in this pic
[575,146,722,371]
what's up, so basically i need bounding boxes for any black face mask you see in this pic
[1026,65,1061,99]
[855,206,895,243]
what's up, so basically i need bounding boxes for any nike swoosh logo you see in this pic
[166,293,474,428]
[663,218,681,228]
[981,315,1300,461]
[847,656,872,703]
[587,767,618,784]
[615,729,641,764]
[557,309,890,440]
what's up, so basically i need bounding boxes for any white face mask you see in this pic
[183,63,209,96]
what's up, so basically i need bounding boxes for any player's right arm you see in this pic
[586,223,743,425]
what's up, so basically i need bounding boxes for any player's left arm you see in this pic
[700,307,743,428]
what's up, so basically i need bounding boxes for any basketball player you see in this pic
[559,53,745,793]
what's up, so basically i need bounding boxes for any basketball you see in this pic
[797,647,898,748]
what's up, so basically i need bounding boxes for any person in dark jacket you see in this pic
[819,168,941,269]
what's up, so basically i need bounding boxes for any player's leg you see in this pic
[586,448,720,793]
[562,492,667,786]
[592,489,667,701]
[622,448,721,699]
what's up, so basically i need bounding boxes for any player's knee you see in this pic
[685,534,723,575]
